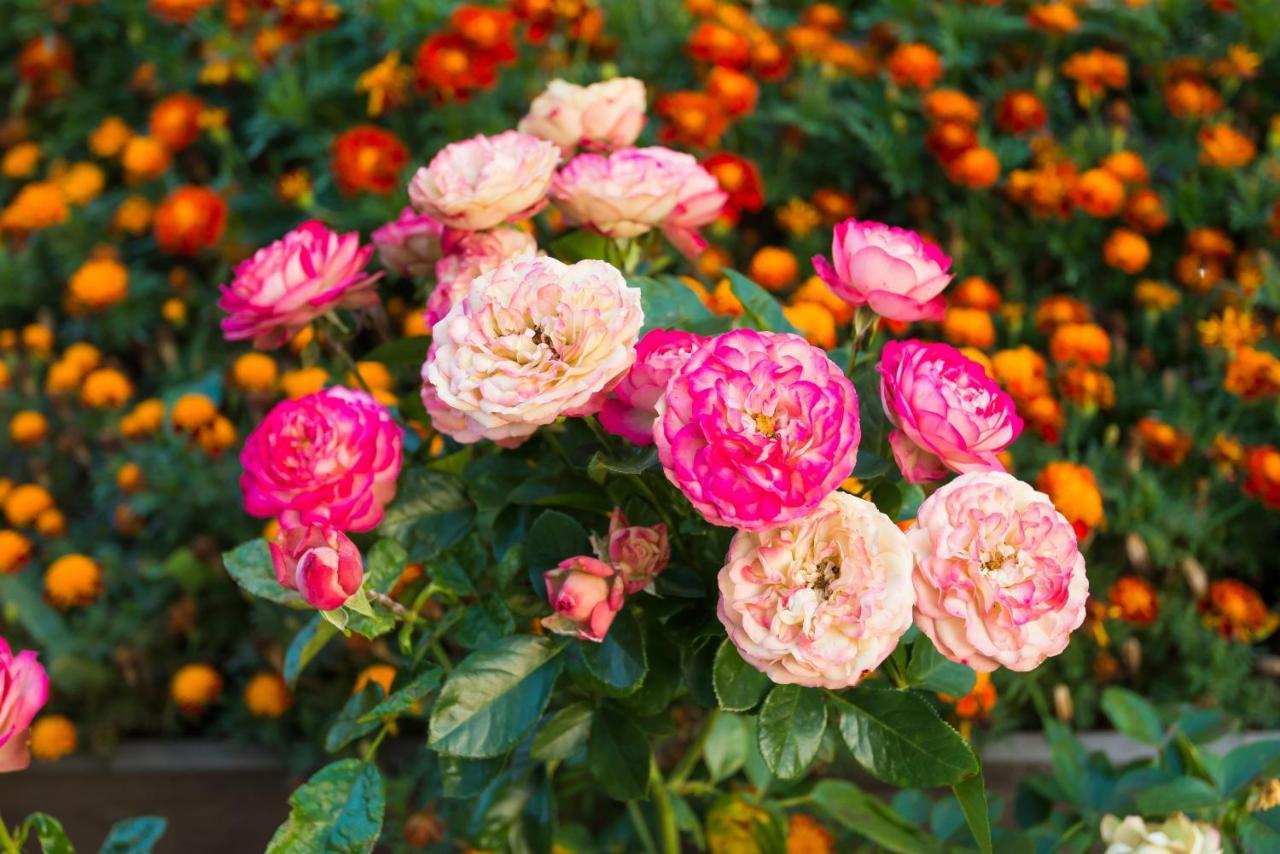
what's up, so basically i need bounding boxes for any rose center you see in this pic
[751,411,776,438]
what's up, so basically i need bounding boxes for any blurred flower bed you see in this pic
[1,0,1278,777]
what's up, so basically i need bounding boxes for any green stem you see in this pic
[847,306,877,375]
[0,815,21,854]
[669,707,720,786]
[367,590,410,620]
[362,722,392,761]
[323,315,373,395]
[649,758,680,854]
[627,802,659,854]
[430,640,453,675]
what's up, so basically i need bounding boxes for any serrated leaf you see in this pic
[704,712,750,782]
[953,772,993,854]
[712,639,771,712]
[835,687,978,787]
[325,686,384,753]
[907,638,976,697]
[266,760,384,854]
[531,702,594,761]
[757,685,826,780]
[358,668,442,723]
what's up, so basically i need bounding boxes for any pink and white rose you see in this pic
[813,218,953,322]
[218,220,380,350]
[599,329,707,446]
[717,491,915,688]
[372,207,446,278]
[422,256,644,445]
[654,329,860,531]
[270,525,364,611]
[909,471,1089,672]
[240,387,404,532]
[408,131,560,231]
[518,77,647,155]
[0,637,49,773]
[602,508,670,594]
[879,339,1023,483]
[542,556,626,642]
[426,228,539,327]
[550,148,683,238]
[641,147,727,258]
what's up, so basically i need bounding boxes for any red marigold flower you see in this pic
[332,125,408,195]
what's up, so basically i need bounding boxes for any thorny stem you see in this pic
[669,707,720,786]
[368,590,410,620]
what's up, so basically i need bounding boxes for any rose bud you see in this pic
[606,508,670,594]
[541,556,625,642]
[269,525,363,611]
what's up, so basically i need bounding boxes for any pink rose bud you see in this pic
[269,525,364,611]
[0,636,49,773]
[371,208,446,278]
[606,508,670,594]
[541,556,625,643]
[599,329,707,446]
[813,218,954,322]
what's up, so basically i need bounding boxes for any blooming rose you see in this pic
[599,329,707,446]
[641,147,728,258]
[542,556,626,642]
[654,329,860,530]
[426,228,539,327]
[601,508,670,593]
[0,636,49,773]
[270,525,364,610]
[518,77,646,155]
[408,131,559,231]
[1100,813,1221,854]
[372,207,445,278]
[422,257,644,444]
[813,218,954,321]
[909,471,1089,672]
[879,339,1024,483]
[219,220,380,350]
[241,387,403,532]
[550,148,683,238]
[717,491,915,688]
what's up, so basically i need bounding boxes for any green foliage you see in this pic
[266,760,384,854]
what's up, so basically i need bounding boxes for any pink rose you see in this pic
[640,147,727,258]
[603,508,670,593]
[541,556,626,642]
[269,525,363,610]
[372,207,446,278]
[909,471,1089,672]
[518,77,647,155]
[408,131,560,231]
[654,329,860,531]
[218,220,380,350]
[426,228,539,327]
[813,218,953,322]
[550,148,683,238]
[878,339,1023,483]
[240,387,403,532]
[0,637,49,773]
[422,257,644,445]
[599,329,707,446]
[717,491,915,688]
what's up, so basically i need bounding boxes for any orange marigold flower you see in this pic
[748,247,799,292]
[244,672,292,718]
[414,32,498,101]
[946,146,1001,189]
[452,5,518,61]
[1027,3,1080,34]
[1243,445,1280,509]
[995,90,1047,134]
[1199,124,1255,168]
[811,188,855,223]
[1136,417,1192,466]
[356,51,410,117]
[942,306,996,349]
[8,411,47,446]
[332,125,408,196]
[154,186,227,255]
[657,91,730,149]
[67,258,129,313]
[113,195,153,235]
[281,367,330,399]
[939,671,997,720]
[1058,366,1115,410]
[149,93,204,151]
[121,135,171,182]
[1224,347,1280,401]
[231,352,278,393]
[1164,77,1222,119]
[923,89,981,125]
[80,368,134,409]
[1101,151,1148,184]
[750,38,792,82]
[886,42,943,89]
[171,663,223,713]
[992,346,1051,402]
[793,275,853,325]
[1203,580,1277,643]
[45,554,103,609]
[29,715,78,762]
[1036,461,1104,539]
[1187,227,1234,258]
[1070,168,1125,218]
[1,182,69,232]
[54,162,105,206]
[952,276,1002,311]
[170,393,218,433]
[354,664,396,696]
[2,142,41,179]
[786,813,835,854]
[1199,307,1264,350]
[1103,227,1150,274]
[783,301,837,349]
[1034,294,1092,332]
[1108,576,1158,626]
[0,530,33,575]
[1061,49,1128,98]
[1124,188,1168,233]
[120,398,166,440]
[148,0,217,24]
[1024,397,1063,443]
[1134,279,1180,312]
[775,198,821,238]
[708,278,744,318]
[1050,322,1111,366]
[803,3,845,32]
[705,66,759,118]
[17,34,74,98]
[4,484,54,528]
[688,22,750,69]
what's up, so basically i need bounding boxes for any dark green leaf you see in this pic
[712,639,771,712]
[953,772,994,854]
[429,635,565,758]
[575,609,647,695]
[588,447,659,479]
[757,685,826,780]
[358,668,442,723]
[222,539,307,608]
[1135,777,1224,814]
[440,754,508,799]
[0,577,73,654]
[1100,687,1164,745]
[722,269,801,335]
[266,760,384,854]
[362,539,408,594]
[588,705,651,801]
[22,814,73,854]
[284,616,337,688]
[633,275,729,336]
[811,781,943,853]
[835,687,978,787]
[1043,719,1087,805]
[99,817,167,854]
[531,702,594,761]
[907,638,976,697]
[325,687,384,753]
[525,511,592,576]
[362,336,430,366]
[1222,741,1280,797]
[378,470,473,562]
[704,712,750,782]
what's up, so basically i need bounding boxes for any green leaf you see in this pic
[266,760,384,854]
[325,687,384,753]
[587,705,651,801]
[525,511,592,577]
[757,685,826,780]
[722,269,801,335]
[811,781,943,853]
[1100,687,1164,745]
[907,638,976,697]
[1135,776,1224,814]
[632,275,728,335]
[1043,720,1087,805]
[99,817,167,854]
[1222,741,1280,797]
[358,668,442,723]
[552,230,611,263]
[362,540,408,593]
[284,616,337,687]
[22,814,73,854]
[574,609,647,695]
[835,687,978,787]
[0,577,73,654]
[704,712,750,782]
[362,336,430,366]
[588,446,659,480]
[222,539,307,608]
[429,635,565,758]
[531,702,594,761]
[953,772,994,854]
[712,639,771,712]
[440,754,508,799]
[377,469,473,562]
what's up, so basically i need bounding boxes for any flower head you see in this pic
[0,637,49,773]
[542,556,625,642]
[717,491,914,688]
[603,508,670,593]
[428,228,539,327]
[1100,814,1221,854]
[600,329,707,446]
[813,219,953,321]
[270,525,364,610]
[372,208,446,278]
[518,77,647,154]
[408,131,559,230]
[551,147,684,238]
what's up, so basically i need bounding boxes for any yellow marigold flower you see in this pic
[782,301,837,349]
[706,796,772,853]
[62,342,102,373]
[1210,433,1244,475]
[2,142,41,178]
[67,258,129,313]
[1036,461,1104,536]
[4,484,54,528]
[89,117,133,158]
[113,195,153,235]
[1,181,69,232]
[80,368,134,409]
[29,715,77,762]
[1027,2,1079,34]
[22,324,54,356]
[44,360,82,395]
[121,135,171,182]
[1199,124,1256,169]
[1199,307,1264,350]
[1136,417,1192,466]
[281,367,329,399]
[289,325,317,353]
[347,361,393,392]
[277,169,313,206]
[749,247,799,292]
[992,346,1050,402]
[35,508,65,538]
[9,410,48,446]
[0,529,33,574]
[942,307,996,349]
[116,462,144,493]
[196,416,237,456]
[171,663,223,714]
[402,309,430,338]
[161,298,187,325]
[786,813,834,854]
[708,278,745,317]
[354,664,396,697]
[1049,322,1111,366]
[55,162,106,206]
[775,198,822,239]
[231,352,278,393]
[45,554,103,609]
[1224,347,1280,401]
[356,51,410,117]
[1134,279,1180,312]
[792,275,853,324]
[244,672,292,718]
[120,398,165,439]
[170,393,218,433]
